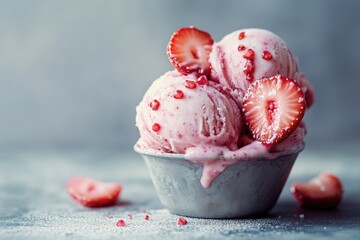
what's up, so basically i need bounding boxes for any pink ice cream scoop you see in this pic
[135,71,241,154]
[209,28,300,105]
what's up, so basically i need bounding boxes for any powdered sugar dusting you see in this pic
[1,150,359,239]
[5,207,355,239]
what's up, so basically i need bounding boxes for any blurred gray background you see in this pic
[0,0,359,152]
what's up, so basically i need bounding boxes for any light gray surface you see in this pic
[0,148,359,239]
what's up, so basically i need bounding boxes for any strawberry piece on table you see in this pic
[242,75,306,144]
[167,26,214,76]
[67,177,122,208]
[176,217,188,225]
[291,173,343,209]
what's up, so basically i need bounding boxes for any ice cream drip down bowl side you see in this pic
[134,146,300,219]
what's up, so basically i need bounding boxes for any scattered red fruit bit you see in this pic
[242,75,306,144]
[238,31,245,40]
[291,173,343,209]
[167,26,214,76]
[116,219,126,227]
[67,177,122,208]
[152,123,161,132]
[149,99,160,111]
[145,214,150,220]
[173,89,184,99]
[238,44,245,51]
[197,75,208,85]
[262,50,273,60]
[242,48,255,82]
[176,217,188,226]
[127,214,132,220]
[243,49,255,60]
[245,74,254,82]
[185,80,197,89]
[243,61,254,75]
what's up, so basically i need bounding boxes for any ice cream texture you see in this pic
[209,28,300,104]
[136,71,241,154]
[135,27,314,188]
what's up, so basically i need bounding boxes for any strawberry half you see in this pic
[67,177,122,208]
[242,75,306,144]
[291,173,343,209]
[167,26,214,76]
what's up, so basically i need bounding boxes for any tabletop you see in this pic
[0,145,359,240]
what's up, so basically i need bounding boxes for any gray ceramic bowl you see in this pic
[135,146,300,218]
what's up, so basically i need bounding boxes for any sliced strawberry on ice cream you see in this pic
[67,177,122,207]
[167,26,214,76]
[291,173,343,209]
[242,75,306,144]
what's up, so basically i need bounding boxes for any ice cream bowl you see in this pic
[134,146,302,219]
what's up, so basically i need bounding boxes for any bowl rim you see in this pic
[134,145,185,159]
[134,145,303,160]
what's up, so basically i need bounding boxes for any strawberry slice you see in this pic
[291,173,343,209]
[242,75,306,144]
[167,26,214,76]
[67,177,122,208]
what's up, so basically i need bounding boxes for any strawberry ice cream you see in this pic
[210,28,301,105]
[136,71,241,154]
[135,26,314,189]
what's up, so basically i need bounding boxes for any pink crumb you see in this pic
[116,219,126,227]
[185,80,197,89]
[173,90,184,99]
[149,99,160,111]
[243,49,254,60]
[262,50,273,60]
[176,217,188,225]
[145,214,150,220]
[197,75,208,85]
[152,123,161,132]
[238,31,245,40]
[238,44,245,51]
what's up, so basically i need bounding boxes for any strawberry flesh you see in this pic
[67,177,122,208]
[291,173,343,209]
[167,26,214,76]
[242,75,306,144]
